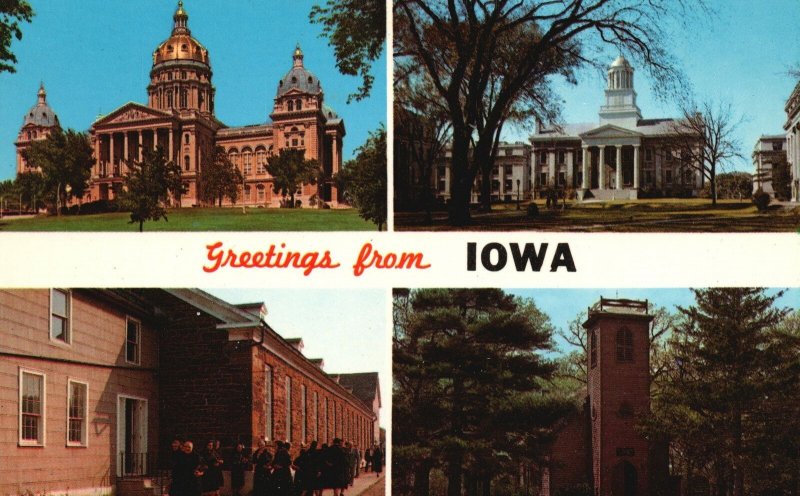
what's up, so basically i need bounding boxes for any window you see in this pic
[540,151,547,164]
[184,155,190,171]
[244,185,251,201]
[67,380,88,446]
[664,148,673,162]
[558,151,565,164]
[265,366,273,440]
[558,172,566,186]
[257,184,265,201]
[285,376,292,442]
[301,385,307,442]
[184,133,190,145]
[296,99,302,111]
[616,328,633,362]
[324,397,329,442]
[773,141,783,151]
[51,289,70,344]
[590,330,597,368]
[333,402,338,437]
[243,152,252,175]
[313,391,319,441]
[539,172,547,186]
[665,169,673,184]
[180,89,188,108]
[167,90,174,108]
[645,148,653,162]
[256,150,267,174]
[19,369,45,446]
[125,318,141,365]
[288,101,294,112]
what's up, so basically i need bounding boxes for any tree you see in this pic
[646,289,796,496]
[393,289,572,496]
[713,172,752,200]
[0,1,34,73]
[23,128,93,214]
[337,127,387,230]
[199,146,244,207]
[120,148,183,232]
[310,0,385,102]
[395,0,701,226]
[665,101,744,206]
[15,171,46,211]
[771,154,792,201]
[266,148,319,208]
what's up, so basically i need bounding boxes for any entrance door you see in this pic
[117,395,148,477]
[611,461,637,496]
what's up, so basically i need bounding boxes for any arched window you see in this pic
[242,150,253,176]
[184,155,190,171]
[257,184,265,201]
[590,330,597,368]
[296,99,302,110]
[244,185,251,201]
[288,101,294,111]
[180,89,188,108]
[228,151,239,172]
[256,148,267,174]
[184,133,190,145]
[616,328,633,362]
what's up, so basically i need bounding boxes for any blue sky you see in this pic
[503,0,800,173]
[510,288,800,354]
[204,288,389,426]
[0,0,387,181]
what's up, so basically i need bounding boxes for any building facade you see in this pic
[15,2,345,208]
[541,298,665,496]
[531,56,703,201]
[0,289,379,496]
[752,135,787,196]
[785,80,800,202]
[14,84,61,174]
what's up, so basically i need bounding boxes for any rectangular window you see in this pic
[558,151,565,164]
[285,376,292,443]
[51,289,70,344]
[243,153,252,175]
[20,369,45,446]
[539,172,547,186]
[333,402,337,438]
[265,366,273,440]
[558,172,566,186]
[325,398,330,441]
[539,151,547,164]
[125,318,141,365]
[645,148,653,162]
[313,391,319,441]
[67,380,88,446]
[301,385,307,442]
[665,169,673,184]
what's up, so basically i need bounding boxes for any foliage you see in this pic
[199,146,244,207]
[395,0,703,226]
[310,0,385,102]
[0,1,33,73]
[23,128,94,214]
[393,289,572,496]
[120,148,183,232]
[337,127,386,230]
[770,154,792,201]
[14,171,46,211]
[752,188,771,212]
[645,289,797,496]
[711,172,751,200]
[665,100,744,205]
[266,148,319,209]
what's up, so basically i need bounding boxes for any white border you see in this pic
[66,378,89,448]
[18,367,46,447]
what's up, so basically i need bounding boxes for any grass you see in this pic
[0,207,378,232]
[395,198,800,232]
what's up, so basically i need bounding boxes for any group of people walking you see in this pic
[168,437,383,496]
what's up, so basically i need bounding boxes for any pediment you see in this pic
[579,124,642,139]
[94,103,173,127]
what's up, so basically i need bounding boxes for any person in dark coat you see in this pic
[169,437,184,496]
[173,441,205,496]
[344,442,355,487]
[293,443,310,496]
[201,440,224,495]
[325,438,349,496]
[252,438,273,496]
[272,441,294,496]
[371,445,383,477]
[363,448,371,473]
[229,443,250,496]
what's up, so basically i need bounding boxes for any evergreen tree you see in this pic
[199,146,243,207]
[266,148,319,208]
[771,154,792,201]
[393,289,572,496]
[337,127,386,230]
[120,148,182,232]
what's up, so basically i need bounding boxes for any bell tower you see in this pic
[584,298,653,496]
[598,56,642,129]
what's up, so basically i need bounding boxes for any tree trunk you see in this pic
[291,192,296,208]
[414,460,432,496]
[447,131,473,226]
[139,219,144,232]
[465,471,478,496]
[481,474,491,496]
[732,409,744,496]
[710,165,717,206]
[446,451,463,496]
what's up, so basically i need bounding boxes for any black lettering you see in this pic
[510,243,548,271]
[550,243,576,272]
[481,243,507,272]
[467,242,477,271]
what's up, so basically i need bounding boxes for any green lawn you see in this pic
[0,207,378,232]
[395,199,800,232]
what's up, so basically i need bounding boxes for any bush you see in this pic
[526,203,539,218]
[78,199,122,215]
[752,188,771,212]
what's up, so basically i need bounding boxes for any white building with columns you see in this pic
[530,56,703,201]
[785,80,800,202]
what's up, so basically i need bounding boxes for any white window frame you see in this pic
[19,368,46,447]
[50,288,72,345]
[67,379,89,447]
[125,317,142,365]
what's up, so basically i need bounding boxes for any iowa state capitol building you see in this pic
[15,1,346,208]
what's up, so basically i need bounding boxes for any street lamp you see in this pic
[516,179,521,210]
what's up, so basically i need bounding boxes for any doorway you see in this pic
[117,395,148,477]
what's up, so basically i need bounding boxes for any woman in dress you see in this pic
[201,440,224,496]
[252,438,273,496]
[229,443,250,496]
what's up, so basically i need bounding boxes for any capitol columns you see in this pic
[168,128,174,163]
[109,133,116,175]
[633,144,641,189]
[581,145,589,190]
[598,145,606,190]
[615,145,622,190]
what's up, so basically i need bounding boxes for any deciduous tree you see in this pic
[266,148,319,208]
[337,127,387,230]
[199,146,244,207]
[120,148,182,232]
[0,1,33,73]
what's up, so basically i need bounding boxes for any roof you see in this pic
[532,118,678,141]
[23,84,60,128]
[332,372,381,409]
[277,45,321,97]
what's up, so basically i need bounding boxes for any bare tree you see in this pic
[395,0,705,226]
[666,100,745,205]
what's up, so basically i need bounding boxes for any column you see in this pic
[598,145,606,190]
[168,128,174,163]
[566,150,574,187]
[615,145,622,190]
[582,146,589,189]
[531,151,538,192]
[138,132,143,162]
[109,133,116,176]
[331,135,339,202]
[548,151,556,187]
[153,129,158,151]
[655,148,662,189]
[633,145,640,189]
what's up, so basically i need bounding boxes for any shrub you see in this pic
[752,188,771,212]
[526,203,539,218]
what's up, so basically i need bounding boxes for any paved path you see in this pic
[345,471,385,496]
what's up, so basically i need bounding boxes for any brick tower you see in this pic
[584,298,653,496]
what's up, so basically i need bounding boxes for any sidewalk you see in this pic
[346,470,385,496]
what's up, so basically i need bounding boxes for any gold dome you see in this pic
[152,1,210,66]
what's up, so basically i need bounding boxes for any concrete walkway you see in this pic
[342,471,385,496]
